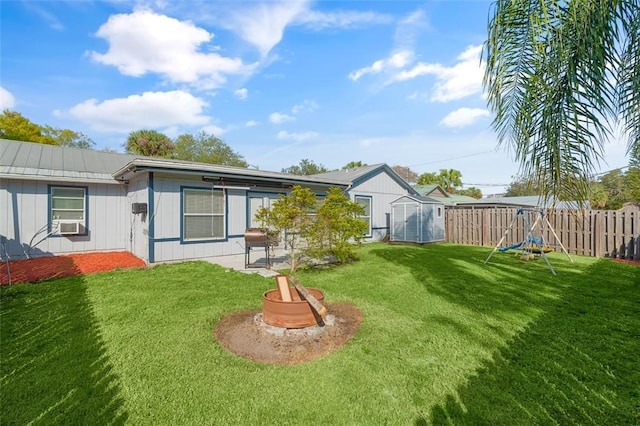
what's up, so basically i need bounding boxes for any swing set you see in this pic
[484,208,573,275]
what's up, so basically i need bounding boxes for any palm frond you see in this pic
[484,0,639,207]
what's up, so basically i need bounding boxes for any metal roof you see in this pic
[452,196,586,209]
[113,157,349,187]
[0,138,136,183]
[0,139,349,188]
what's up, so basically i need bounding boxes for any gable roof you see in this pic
[391,194,444,204]
[312,164,418,194]
[413,184,448,198]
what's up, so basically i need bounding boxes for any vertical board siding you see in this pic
[0,178,129,259]
[445,207,640,260]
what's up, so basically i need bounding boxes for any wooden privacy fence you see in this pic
[446,207,640,260]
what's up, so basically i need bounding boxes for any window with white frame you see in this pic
[51,186,86,221]
[355,195,372,236]
[183,188,225,240]
[437,206,443,218]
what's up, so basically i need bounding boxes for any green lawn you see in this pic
[1,244,638,425]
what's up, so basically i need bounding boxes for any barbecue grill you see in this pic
[244,228,278,268]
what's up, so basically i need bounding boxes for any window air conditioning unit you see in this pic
[58,222,81,235]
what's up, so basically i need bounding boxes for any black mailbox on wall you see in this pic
[132,202,148,214]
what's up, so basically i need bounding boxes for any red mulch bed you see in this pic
[612,258,640,266]
[0,251,146,285]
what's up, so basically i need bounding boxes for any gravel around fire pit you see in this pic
[214,302,363,365]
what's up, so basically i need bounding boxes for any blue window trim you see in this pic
[47,184,89,237]
[180,185,228,244]
[354,194,373,238]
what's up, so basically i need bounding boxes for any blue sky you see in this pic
[0,0,631,195]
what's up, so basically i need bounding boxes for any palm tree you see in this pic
[483,0,639,207]
[126,129,174,158]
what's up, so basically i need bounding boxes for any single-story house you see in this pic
[311,164,420,241]
[1,139,417,263]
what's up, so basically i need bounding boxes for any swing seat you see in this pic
[529,245,554,254]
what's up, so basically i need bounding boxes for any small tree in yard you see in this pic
[306,187,367,264]
[256,186,367,271]
[255,186,317,272]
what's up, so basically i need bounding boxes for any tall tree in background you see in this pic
[505,175,541,197]
[174,132,248,167]
[438,169,462,193]
[0,110,95,148]
[282,159,328,175]
[43,126,95,149]
[484,0,640,207]
[342,161,367,170]
[126,129,174,158]
[0,110,57,145]
[392,165,419,183]
[417,172,439,186]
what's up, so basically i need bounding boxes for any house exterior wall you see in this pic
[143,173,249,263]
[0,177,129,259]
[127,174,150,261]
[347,170,413,240]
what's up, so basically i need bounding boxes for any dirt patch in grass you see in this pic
[0,252,146,285]
[215,302,363,365]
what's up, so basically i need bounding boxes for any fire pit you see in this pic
[262,287,325,328]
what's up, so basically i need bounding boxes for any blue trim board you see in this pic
[152,237,180,243]
[148,173,155,263]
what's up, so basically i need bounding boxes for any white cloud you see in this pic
[291,99,318,114]
[269,112,295,124]
[201,124,226,135]
[349,50,413,81]
[294,9,392,30]
[394,9,429,49]
[23,2,65,31]
[227,1,309,57]
[277,130,318,141]
[234,88,248,100]
[216,1,391,57]
[440,108,490,128]
[394,44,485,102]
[66,90,210,133]
[0,86,16,109]
[245,120,258,127]
[89,9,254,88]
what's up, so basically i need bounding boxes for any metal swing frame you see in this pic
[484,208,573,275]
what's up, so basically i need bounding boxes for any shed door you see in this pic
[392,203,419,242]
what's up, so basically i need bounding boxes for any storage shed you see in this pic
[390,195,445,243]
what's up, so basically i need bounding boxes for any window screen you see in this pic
[51,187,85,220]
[355,196,372,236]
[183,189,225,240]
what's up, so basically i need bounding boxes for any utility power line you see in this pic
[408,150,496,168]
